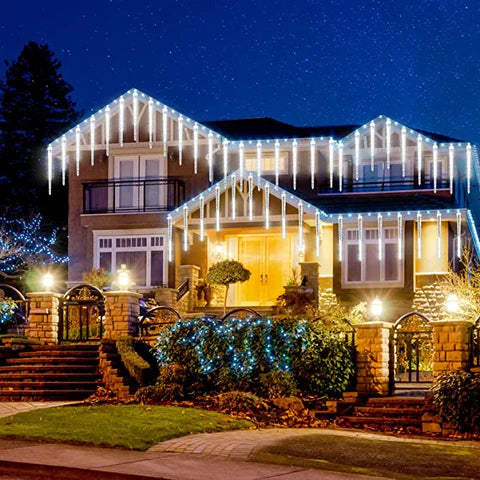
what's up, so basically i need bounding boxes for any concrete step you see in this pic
[0,373,98,381]
[354,406,424,416]
[0,389,96,400]
[0,365,98,373]
[32,344,99,351]
[341,416,422,426]
[6,357,98,365]
[19,350,99,358]
[0,381,98,390]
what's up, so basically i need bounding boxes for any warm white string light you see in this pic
[215,185,220,231]
[417,135,422,185]
[193,123,199,174]
[132,90,139,142]
[256,141,262,188]
[208,132,214,183]
[354,130,360,181]
[338,141,343,192]
[281,192,286,239]
[178,115,183,165]
[310,138,316,189]
[315,210,321,258]
[298,201,304,253]
[47,145,53,195]
[199,195,205,241]
[397,213,403,260]
[449,144,454,194]
[105,105,111,156]
[370,121,375,171]
[401,126,406,177]
[222,138,228,179]
[75,126,81,176]
[378,213,383,261]
[90,115,95,166]
[274,140,280,186]
[183,205,189,252]
[167,215,173,262]
[437,211,442,259]
[292,139,298,190]
[61,135,67,186]
[329,138,334,189]
[357,214,363,262]
[456,210,462,258]
[231,174,236,219]
[239,141,245,188]
[433,143,438,193]
[162,106,168,158]
[119,96,125,147]
[248,174,253,221]
[338,215,343,262]
[265,184,270,230]
[467,143,472,194]
[417,212,422,259]
[148,98,153,149]
[386,118,391,170]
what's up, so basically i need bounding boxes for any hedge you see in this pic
[116,337,153,387]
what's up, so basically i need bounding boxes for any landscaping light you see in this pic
[42,273,54,291]
[117,264,130,290]
[446,294,459,314]
[371,298,383,319]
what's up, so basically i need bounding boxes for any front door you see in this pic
[235,234,292,306]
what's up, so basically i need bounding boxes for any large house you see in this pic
[48,89,480,318]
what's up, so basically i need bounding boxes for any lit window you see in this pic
[244,153,288,174]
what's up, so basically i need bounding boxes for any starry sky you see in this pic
[0,0,479,142]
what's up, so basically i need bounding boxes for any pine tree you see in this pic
[0,41,81,228]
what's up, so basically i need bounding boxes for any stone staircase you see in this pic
[338,396,427,433]
[0,344,100,401]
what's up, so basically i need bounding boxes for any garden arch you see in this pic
[389,311,434,394]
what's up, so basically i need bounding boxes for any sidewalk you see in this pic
[0,401,77,419]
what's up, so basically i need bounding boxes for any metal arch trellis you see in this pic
[220,308,261,322]
[59,284,105,342]
[0,284,28,334]
[389,311,434,394]
[137,306,181,337]
[469,315,480,369]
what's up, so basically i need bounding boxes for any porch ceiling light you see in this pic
[42,273,54,291]
[370,298,383,319]
[446,294,459,314]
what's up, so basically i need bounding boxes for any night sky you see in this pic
[0,0,479,142]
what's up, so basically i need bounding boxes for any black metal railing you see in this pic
[470,317,480,369]
[176,279,190,302]
[83,178,185,214]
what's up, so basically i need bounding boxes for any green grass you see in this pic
[251,433,480,480]
[0,405,254,451]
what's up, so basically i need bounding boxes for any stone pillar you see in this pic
[103,291,142,340]
[25,292,62,345]
[299,262,319,303]
[154,288,178,308]
[177,265,200,313]
[431,320,471,375]
[355,322,393,396]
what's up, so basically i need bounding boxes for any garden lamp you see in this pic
[42,272,55,291]
[117,264,131,290]
[446,294,459,314]
[370,298,383,319]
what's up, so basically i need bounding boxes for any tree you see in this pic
[205,260,251,314]
[0,215,67,280]
[0,41,81,228]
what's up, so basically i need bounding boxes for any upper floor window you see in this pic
[245,152,288,174]
[343,226,403,287]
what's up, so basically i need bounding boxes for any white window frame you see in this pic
[93,228,168,288]
[342,225,404,288]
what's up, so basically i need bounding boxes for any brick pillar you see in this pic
[431,320,471,375]
[25,293,62,345]
[299,262,319,303]
[103,291,142,340]
[177,265,200,313]
[154,288,178,308]
[355,322,393,396]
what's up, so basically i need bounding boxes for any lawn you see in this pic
[0,405,254,451]
[251,433,480,480]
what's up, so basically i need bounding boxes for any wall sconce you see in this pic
[370,297,383,320]
[446,294,459,314]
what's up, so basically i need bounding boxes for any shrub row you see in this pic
[116,337,153,387]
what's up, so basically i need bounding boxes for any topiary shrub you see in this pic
[257,370,298,398]
[216,391,262,413]
[116,337,153,387]
[432,371,480,433]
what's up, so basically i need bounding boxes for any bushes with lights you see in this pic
[154,316,354,398]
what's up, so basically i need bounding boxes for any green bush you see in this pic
[135,363,187,403]
[116,337,153,387]
[216,391,262,413]
[257,370,297,398]
[432,371,480,433]
[155,316,354,398]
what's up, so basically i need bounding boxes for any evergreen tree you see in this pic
[0,41,81,228]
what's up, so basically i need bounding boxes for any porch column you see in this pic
[25,292,62,345]
[431,320,471,375]
[103,291,142,340]
[177,265,200,313]
[355,322,392,396]
[299,262,319,303]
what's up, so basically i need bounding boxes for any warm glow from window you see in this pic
[245,153,288,173]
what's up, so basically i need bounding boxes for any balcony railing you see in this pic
[83,178,185,214]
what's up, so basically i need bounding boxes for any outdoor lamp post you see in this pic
[370,297,383,320]
[117,264,131,290]
[42,272,55,291]
[446,294,459,315]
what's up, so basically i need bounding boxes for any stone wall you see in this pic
[103,291,142,340]
[177,265,200,313]
[24,293,62,344]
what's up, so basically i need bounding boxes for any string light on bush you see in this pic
[298,201,304,252]
[370,121,375,171]
[274,140,280,186]
[132,89,139,142]
[386,118,391,169]
[338,215,344,262]
[105,105,111,155]
[222,138,228,179]
[178,115,184,165]
[119,96,125,147]
[437,211,442,258]
[208,132,214,183]
[354,130,360,181]
[292,139,298,190]
[417,135,422,185]
[231,174,236,219]
[148,98,153,149]
[281,192,286,238]
[90,115,95,165]
[47,145,52,195]
[357,214,363,262]
[193,123,199,174]
[449,144,454,194]
[315,210,321,257]
[456,210,462,258]
[75,126,81,176]
[264,184,270,230]
[338,141,343,192]
[167,215,173,262]
[433,143,438,193]
[467,143,472,194]
[401,126,406,177]
[329,138,334,188]
[397,213,403,260]
[183,205,189,252]
[162,106,168,158]
[310,138,316,189]
[215,185,220,232]
[248,174,253,220]
[378,213,383,261]
[61,135,67,186]
[417,212,422,259]
[199,195,205,241]
[256,141,262,188]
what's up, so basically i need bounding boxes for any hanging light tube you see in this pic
[265,184,270,230]
[222,138,228,179]
[132,89,138,142]
[239,141,245,186]
[449,144,454,194]
[105,105,111,156]
[315,210,321,258]
[370,121,375,171]
[354,130,360,181]
[61,135,67,186]
[386,118,391,170]
[281,192,287,239]
[298,201,304,253]
[119,96,125,147]
[199,195,205,241]
[215,185,221,231]
[456,210,462,258]
[248,174,253,221]
[433,143,438,193]
[75,126,81,176]
[178,116,183,165]
[167,215,173,262]
[208,132,213,183]
[47,145,53,195]
[437,211,442,259]
[231,174,236,220]
[401,126,406,177]
[147,98,153,149]
[183,205,189,252]
[338,141,343,192]
[292,139,298,190]
[378,213,383,261]
[90,116,95,165]
[467,143,472,194]
[193,123,199,174]
[358,214,363,262]
[329,138,334,189]
[417,212,422,259]
[417,135,422,185]
[397,213,403,260]
[310,138,315,189]
[256,141,262,188]
[274,140,280,186]
[338,215,343,262]
[162,106,168,158]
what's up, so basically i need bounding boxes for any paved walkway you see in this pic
[0,401,77,419]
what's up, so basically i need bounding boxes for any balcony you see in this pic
[83,178,185,214]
